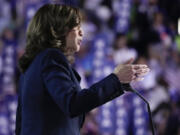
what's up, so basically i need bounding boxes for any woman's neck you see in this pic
[64,53,75,65]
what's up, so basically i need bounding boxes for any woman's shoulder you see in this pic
[39,48,69,66]
[41,48,64,57]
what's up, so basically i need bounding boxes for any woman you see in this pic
[15,4,149,135]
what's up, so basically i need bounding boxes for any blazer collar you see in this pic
[72,68,81,82]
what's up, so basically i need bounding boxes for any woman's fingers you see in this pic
[134,68,150,74]
[113,63,150,83]
[133,77,144,82]
[131,65,150,82]
[132,67,150,82]
[132,64,148,69]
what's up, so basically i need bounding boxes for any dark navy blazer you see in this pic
[15,48,124,135]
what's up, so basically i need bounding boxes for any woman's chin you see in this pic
[75,45,80,52]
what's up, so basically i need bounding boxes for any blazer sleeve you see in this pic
[41,51,124,118]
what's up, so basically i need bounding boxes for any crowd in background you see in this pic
[0,0,180,135]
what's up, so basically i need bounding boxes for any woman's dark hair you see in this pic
[19,4,81,73]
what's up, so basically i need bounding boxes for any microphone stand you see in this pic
[122,84,156,135]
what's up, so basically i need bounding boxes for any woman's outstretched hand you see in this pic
[113,58,150,83]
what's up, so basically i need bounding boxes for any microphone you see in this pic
[122,83,156,135]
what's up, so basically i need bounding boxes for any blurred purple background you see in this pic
[0,0,180,135]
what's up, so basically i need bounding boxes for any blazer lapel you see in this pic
[71,68,81,83]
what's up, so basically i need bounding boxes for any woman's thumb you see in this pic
[124,58,134,64]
